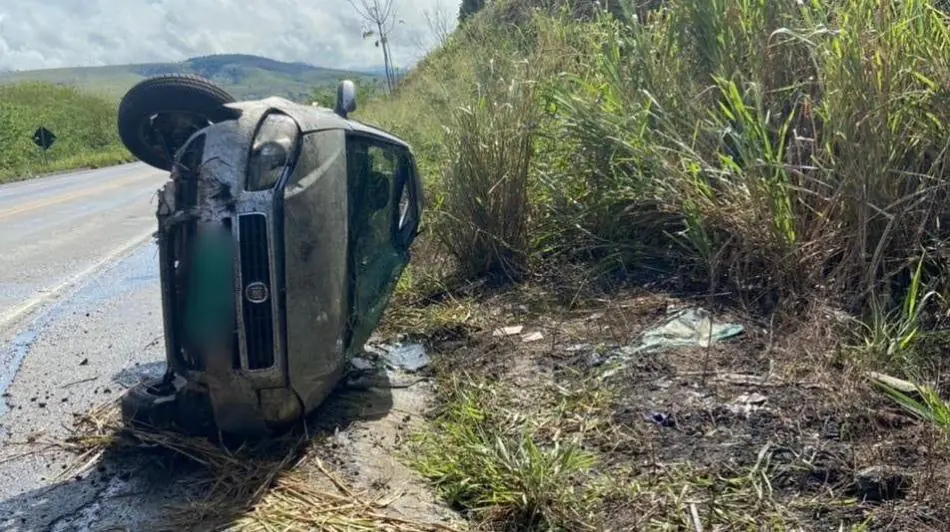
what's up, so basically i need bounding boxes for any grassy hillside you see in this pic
[0,83,132,182]
[0,54,380,102]
[359,0,950,529]
[0,54,383,182]
[367,0,950,331]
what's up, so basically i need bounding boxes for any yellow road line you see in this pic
[0,172,155,221]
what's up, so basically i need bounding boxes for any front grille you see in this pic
[239,213,275,369]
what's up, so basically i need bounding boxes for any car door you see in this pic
[344,134,421,352]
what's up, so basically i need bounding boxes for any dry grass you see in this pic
[57,402,458,532]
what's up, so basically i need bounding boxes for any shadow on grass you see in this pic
[0,374,396,532]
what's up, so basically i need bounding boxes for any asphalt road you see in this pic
[0,164,177,530]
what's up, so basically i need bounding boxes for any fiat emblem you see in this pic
[245,282,269,304]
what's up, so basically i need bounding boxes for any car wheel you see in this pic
[120,379,177,430]
[117,74,239,171]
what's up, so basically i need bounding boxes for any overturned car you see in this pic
[116,75,422,437]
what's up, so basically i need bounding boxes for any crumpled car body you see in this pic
[118,77,422,437]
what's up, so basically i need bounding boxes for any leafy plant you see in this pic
[407,376,597,530]
[876,377,950,439]
[856,254,942,367]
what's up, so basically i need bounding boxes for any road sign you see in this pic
[32,127,56,151]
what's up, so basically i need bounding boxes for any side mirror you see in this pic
[334,80,357,118]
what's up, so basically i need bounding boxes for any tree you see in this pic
[348,0,400,93]
[424,0,454,47]
[458,0,486,22]
[409,0,454,56]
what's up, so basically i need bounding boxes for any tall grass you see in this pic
[366,0,950,320]
[0,82,132,182]
[549,0,950,314]
[436,59,536,279]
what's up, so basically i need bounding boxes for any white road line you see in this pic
[0,229,155,330]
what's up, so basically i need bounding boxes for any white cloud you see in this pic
[0,0,459,72]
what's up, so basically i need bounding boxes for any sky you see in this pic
[0,0,460,72]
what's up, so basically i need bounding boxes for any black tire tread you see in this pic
[117,74,238,170]
[120,381,175,430]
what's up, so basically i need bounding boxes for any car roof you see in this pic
[305,103,410,149]
[344,119,411,150]
[229,96,413,151]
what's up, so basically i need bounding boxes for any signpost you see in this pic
[32,126,56,165]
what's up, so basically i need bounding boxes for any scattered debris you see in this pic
[712,373,776,387]
[493,325,524,337]
[521,331,544,343]
[383,343,431,373]
[349,357,375,372]
[645,411,676,428]
[363,343,390,358]
[597,308,744,377]
[564,343,592,353]
[726,392,768,418]
[630,307,743,353]
[61,377,97,389]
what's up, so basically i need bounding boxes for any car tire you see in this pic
[120,379,177,430]
[117,74,239,171]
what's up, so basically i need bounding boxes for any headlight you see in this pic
[246,112,300,190]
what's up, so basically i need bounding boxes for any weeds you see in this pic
[878,379,950,434]
[407,376,597,530]
[855,253,943,369]
[437,66,536,279]
[356,3,950,526]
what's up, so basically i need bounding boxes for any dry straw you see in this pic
[57,400,458,532]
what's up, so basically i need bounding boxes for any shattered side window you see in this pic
[364,145,395,247]
[348,139,397,260]
[345,135,411,349]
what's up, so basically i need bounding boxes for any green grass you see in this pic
[406,376,599,530]
[404,369,840,531]
[0,82,133,183]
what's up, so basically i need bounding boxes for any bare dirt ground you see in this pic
[386,282,950,531]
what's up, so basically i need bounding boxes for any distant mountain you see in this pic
[0,54,382,102]
[360,66,390,76]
